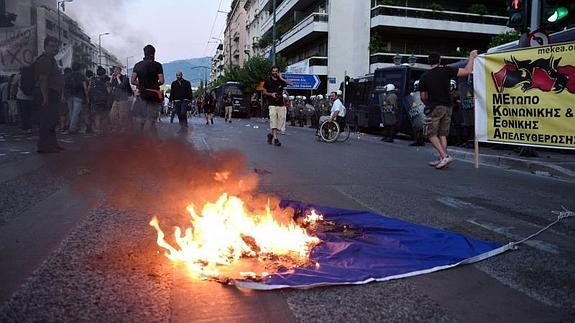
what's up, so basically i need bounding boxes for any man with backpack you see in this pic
[88,66,111,136]
[64,63,87,134]
[131,44,164,135]
[35,36,64,153]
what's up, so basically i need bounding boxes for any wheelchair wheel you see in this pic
[337,123,351,142]
[319,121,340,143]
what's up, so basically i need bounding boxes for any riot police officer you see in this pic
[381,84,399,143]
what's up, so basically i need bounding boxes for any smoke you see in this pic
[72,132,293,227]
[66,0,155,63]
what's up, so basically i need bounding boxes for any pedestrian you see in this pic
[82,70,94,133]
[169,71,193,133]
[109,65,134,133]
[88,66,111,136]
[35,36,64,153]
[263,66,293,146]
[380,83,399,143]
[419,50,478,169]
[15,68,36,134]
[203,92,214,125]
[131,44,164,136]
[223,90,233,123]
[64,63,86,134]
[60,67,72,131]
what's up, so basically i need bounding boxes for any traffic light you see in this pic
[542,0,574,31]
[507,0,530,32]
[345,76,351,86]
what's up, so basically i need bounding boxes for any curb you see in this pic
[448,148,575,181]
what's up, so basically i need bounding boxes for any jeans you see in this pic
[17,99,35,130]
[67,96,83,132]
[38,91,60,150]
[174,100,188,127]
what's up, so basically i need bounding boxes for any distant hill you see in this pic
[161,57,212,87]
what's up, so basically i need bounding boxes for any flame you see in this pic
[149,193,321,277]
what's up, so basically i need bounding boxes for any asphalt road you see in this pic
[0,117,574,322]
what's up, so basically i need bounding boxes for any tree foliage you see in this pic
[488,30,521,49]
[210,55,288,94]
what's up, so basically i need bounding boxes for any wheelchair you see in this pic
[317,116,351,143]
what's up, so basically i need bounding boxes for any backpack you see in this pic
[90,77,109,105]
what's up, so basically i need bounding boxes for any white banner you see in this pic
[287,58,310,74]
[0,26,37,74]
[56,44,73,69]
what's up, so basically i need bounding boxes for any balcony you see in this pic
[369,53,465,72]
[371,5,510,35]
[260,0,298,35]
[276,13,328,53]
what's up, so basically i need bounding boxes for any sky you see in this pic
[66,0,232,64]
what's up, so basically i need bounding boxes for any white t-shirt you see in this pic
[330,98,346,117]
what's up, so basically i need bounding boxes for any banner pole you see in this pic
[474,136,480,169]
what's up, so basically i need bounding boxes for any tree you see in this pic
[211,55,288,94]
[488,30,521,49]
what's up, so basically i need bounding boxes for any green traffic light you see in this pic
[547,7,569,23]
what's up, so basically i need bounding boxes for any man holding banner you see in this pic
[419,50,478,169]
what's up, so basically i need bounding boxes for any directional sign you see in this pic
[283,73,321,90]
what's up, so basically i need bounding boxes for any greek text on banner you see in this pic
[474,42,575,150]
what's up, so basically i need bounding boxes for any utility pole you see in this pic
[272,0,277,66]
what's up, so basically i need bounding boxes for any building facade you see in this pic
[230,0,510,93]
[1,0,120,75]
[223,0,248,68]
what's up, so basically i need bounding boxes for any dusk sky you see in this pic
[67,0,233,64]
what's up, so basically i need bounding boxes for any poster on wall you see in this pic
[0,26,36,74]
[474,42,575,150]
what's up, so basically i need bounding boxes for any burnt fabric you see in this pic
[233,201,505,290]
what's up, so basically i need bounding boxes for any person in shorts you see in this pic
[131,44,164,135]
[419,50,478,169]
[263,66,293,147]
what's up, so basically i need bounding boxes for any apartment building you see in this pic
[223,0,510,93]
[223,0,249,67]
[1,0,121,75]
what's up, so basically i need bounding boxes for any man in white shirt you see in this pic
[329,90,346,125]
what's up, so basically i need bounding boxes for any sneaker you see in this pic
[274,139,282,147]
[267,133,273,144]
[435,156,454,169]
[428,159,441,167]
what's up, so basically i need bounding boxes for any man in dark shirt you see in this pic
[263,66,293,146]
[419,50,478,169]
[64,63,87,134]
[131,44,164,134]
[36,36,64,153]
[110,66,133,133]
[169,71,193,132]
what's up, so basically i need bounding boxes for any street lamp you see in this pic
[98,32,110,67]
[190,66,211,87]
[57,0,73,44]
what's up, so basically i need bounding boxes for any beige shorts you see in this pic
[426,105,452,137]
[269,105,286,130]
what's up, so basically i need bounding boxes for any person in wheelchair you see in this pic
[320,90,346,129]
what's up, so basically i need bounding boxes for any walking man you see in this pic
[131,44,164,135]
[223,90,232,123]
[419,50,478,169]
[109,66,133,133]
[169,71,193,133]
[64,63,86,134]
[36,36,64,153]
[263,66,293,147]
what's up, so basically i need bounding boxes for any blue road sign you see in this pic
[283,73,321,90]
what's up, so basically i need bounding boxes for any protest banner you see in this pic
[0,26,37,74]
[474,42,575,151]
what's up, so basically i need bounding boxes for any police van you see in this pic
[213,82,250,117]
[345,65,428,134]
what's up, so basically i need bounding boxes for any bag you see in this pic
[141,88,164,103]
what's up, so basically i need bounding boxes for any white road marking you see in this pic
[467,219,560,254]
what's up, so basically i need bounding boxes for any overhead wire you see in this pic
[203,0,226,56]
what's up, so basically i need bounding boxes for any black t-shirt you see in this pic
[264,77,287,106]
[419,66,458,106]
[65,71,86,98]
[132,59,163,91]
